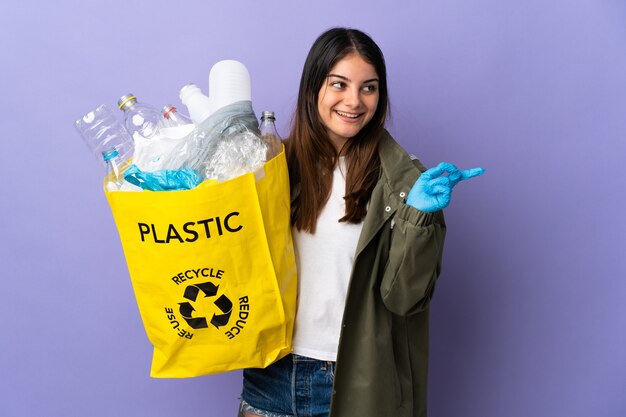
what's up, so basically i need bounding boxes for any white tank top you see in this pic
[291,158,363,361]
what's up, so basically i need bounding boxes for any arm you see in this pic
[380,203,446,316]
[380,160,483,315]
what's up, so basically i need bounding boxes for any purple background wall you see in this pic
[1,1,624,416]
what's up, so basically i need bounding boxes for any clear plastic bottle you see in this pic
[259,111,283,161]
[161,104,193,128]
[118,94,161,139]
[75,104,134,168]
[102,148,124,191]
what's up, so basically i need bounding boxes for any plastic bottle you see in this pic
[208,60,252,108]
[259,111,283,161]
[161,105,193,128]
[179,84,214,125]
[118,94,161,139]
[179,60,253,125]
[75,104,134,168]
[102,148,124,191]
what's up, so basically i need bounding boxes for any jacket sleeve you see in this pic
[379,185,447,316]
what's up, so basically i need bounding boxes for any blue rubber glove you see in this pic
[406,162,485,212]
[124,164,203,191]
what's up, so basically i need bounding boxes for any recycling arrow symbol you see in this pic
[210,295,233,328]
[178,282,233,330]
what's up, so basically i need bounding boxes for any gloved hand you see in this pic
[406,162,485,212]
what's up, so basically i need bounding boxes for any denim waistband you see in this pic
[241,353,336,417]
[291,353,334,364]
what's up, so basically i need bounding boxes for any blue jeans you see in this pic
[240,354,336,417]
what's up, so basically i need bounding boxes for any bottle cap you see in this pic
[102,148,119,161]
[162,105,176,119]
[261,111,275,120]
[118,94,137,111]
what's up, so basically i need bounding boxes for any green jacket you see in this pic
[330,130,446,417]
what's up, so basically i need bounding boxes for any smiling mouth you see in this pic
[335,110,362,119]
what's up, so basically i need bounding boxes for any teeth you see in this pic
[336,110,359,119]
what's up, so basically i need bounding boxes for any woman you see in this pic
[240,27,483,417]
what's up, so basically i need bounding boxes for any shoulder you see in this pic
[408,154,427,173]
[378,129,426,174]
[376,130,426,191]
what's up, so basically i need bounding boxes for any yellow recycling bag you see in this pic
[105,150,296,378]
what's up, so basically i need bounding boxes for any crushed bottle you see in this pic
[75,104,134,168]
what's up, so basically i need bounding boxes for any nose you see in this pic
[344,86,362,108]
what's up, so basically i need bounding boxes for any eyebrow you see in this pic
[328,74,379,83]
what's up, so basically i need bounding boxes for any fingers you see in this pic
[424,176,451,190]
[430,184,451,197]
[430,185,451,208]
[409,162,483,212]
[420,162,459,181]
[422,163,484,182]
[459,167,485,181]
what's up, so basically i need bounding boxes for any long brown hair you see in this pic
[287,27,389,233]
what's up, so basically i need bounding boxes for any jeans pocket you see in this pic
[319,361,336,382]
[328,362,336,381]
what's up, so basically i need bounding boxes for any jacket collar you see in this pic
[354,130,422,257]
[378,129,422,194]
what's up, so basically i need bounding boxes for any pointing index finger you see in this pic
[459,167,485,181]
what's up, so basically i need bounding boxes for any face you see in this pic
[317,53,380,150]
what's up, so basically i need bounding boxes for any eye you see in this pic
[330,81,346,89]
[362,84,378,93]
